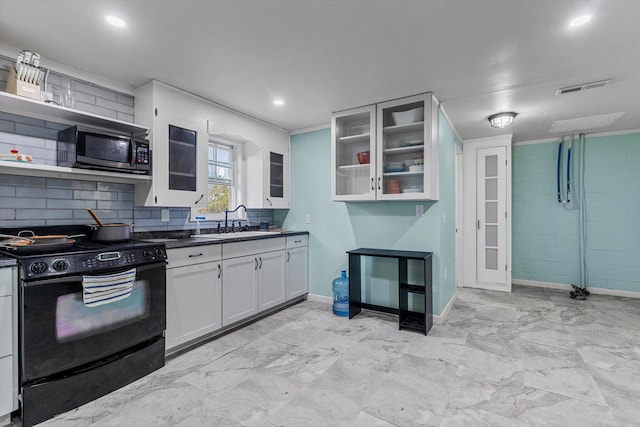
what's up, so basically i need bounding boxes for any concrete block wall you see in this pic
[512,132,640,292]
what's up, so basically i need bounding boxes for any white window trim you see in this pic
[190,137,246,222]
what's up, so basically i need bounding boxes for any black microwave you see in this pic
[57,125,150,174]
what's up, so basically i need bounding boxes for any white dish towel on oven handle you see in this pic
[82,268,136,307]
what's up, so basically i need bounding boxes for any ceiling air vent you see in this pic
[556,80,611,95]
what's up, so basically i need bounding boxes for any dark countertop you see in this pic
[134,230,309,249]
[0,254,17,267]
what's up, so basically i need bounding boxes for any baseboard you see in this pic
[512,279,640,299]
[433,290,457,324]
[307,293,333,304]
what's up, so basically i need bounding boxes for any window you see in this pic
[193,141,236,219]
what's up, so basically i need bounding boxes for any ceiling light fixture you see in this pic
[273,99,285,106]
[488,112,517,128]
[569,15,591,27]
[105,15,126,27]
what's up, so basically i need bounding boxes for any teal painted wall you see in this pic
[276,111,459,315]
[512,132,640,292]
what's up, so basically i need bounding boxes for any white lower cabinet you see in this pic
[285,236,309,300]
[0,266,17,427]
[165,246,222,351]
[221,238,286,326]
[221,255,260,326]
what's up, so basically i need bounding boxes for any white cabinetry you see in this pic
[285,235,309,300]
[0,266,17,427]
[246,143,290,208]
[331,93,439,201]
[221,238,286,326]
[165,245,222,351]
[134,80,207,207]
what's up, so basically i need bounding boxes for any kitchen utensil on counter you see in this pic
[86,208,105,226]
[90,223,133,242]
[0,149,33,162]
[356,151,370,164]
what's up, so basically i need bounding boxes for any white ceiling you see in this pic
[0,0,639,142]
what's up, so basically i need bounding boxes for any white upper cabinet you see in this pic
[331,93,439,202]
[331,105,376,201]
[134,81,207,207]
[245,142,290,209]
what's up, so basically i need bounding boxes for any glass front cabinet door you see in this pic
[331,93,439,202]
[376,93,439,201]
[331,105,376,201]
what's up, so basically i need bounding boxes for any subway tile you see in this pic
[132,209,153,219]
[0,219,45,227]
[74,81,118,102]
[72,101,118,119]
[0,209,15,220]
[16,208,72,220]
[16,187,72,199]
[0,175,45,187]
[0,185,15,197]
[46,178,96,190]
[117,112,134,123]
[116,93,134,107]
[73,190,117,200]
[45,219,87,226]
[0,112,45,128]
[0,120,14,133]
[96,97,129,112]
[2,198,45,208]
[47,199,96,209]
[96,200,133,210]
[74,91,96,105]
[97,182,134,192]
[14,123,60,140]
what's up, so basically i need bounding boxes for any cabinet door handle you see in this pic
[286,251,290,262]
[294,239,302,243]
[254,257,258,270]
[371,177,374,191]
[188,253,203,258]
[477,220,480,230]
[217,263,221,278]
[266,198,272,206]
[195,194,204,204]
[378,177,381,190]
[259,256,262,269]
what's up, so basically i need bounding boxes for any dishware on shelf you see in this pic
[391,106,424,126]
[409,164,424,172]
[385,162,405,173]
[413,154,424,165]
[348,124,368,136]
[403,186,421,193]
[386,179,401,194]
[356,151,370,164]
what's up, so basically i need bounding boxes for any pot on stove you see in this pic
[90,223,133,242]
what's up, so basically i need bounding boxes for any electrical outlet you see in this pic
[304,214,310,224]
[41,91,53,103]
[161,209,170,222]
[416,205,424,216]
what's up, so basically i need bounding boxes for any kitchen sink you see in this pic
[191,231,278,239]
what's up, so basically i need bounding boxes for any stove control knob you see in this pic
[30,262,48,275]
[143,249,154,259]
[52,259,69,271]
[154,248,165,258]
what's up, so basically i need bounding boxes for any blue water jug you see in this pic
[332,270,349,317]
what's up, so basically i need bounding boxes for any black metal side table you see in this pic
[347,248,433,335]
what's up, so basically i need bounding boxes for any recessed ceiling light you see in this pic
[273,99,285,106]
[569,15,591,28]
[106,15,126,27]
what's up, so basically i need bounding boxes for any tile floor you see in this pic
[32,285,640,426]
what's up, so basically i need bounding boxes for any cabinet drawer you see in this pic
[166,244,222,269]
[286,235,308,248]
[0,296,11,359]
[0,267,14,297]
[223,238,285,259]
[0,355,13,415]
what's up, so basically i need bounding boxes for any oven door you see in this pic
[21,262,165,383]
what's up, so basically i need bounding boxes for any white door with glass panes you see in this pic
[462,134,511,292]
[476,146,507,285]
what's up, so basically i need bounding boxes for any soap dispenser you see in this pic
[195,216,205,235]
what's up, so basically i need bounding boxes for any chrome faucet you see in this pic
[224,204,247,232]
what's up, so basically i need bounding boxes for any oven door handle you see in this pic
[21,262,166,287]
